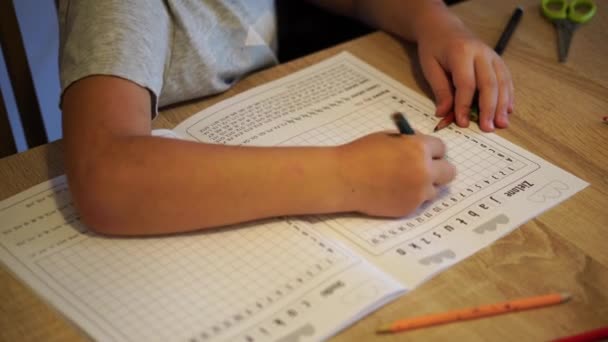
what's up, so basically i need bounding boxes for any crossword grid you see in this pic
[176,58,533,252]
[2,55,582,342]
[37,219,350,341]
[280,93,528,248]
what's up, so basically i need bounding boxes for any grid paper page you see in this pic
[0,52,588,342]
[175,53,536,256]
[174,52,587,287]
[0,177,404,342]
[281,94,530,252]
[37,221,346,341]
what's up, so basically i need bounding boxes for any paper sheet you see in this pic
[0,52,587,342]
[174,52,588,287]
[0,177,404,341]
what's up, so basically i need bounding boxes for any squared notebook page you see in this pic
[0,176,404,342]
[174,52,588,288]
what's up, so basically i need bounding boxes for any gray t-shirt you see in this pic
[58,0,278,114]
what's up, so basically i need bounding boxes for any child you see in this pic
[58,0,513,235]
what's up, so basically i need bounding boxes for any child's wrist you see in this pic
[409,4,466,43]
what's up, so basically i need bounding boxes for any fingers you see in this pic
[450,53,475,128]
[493,59,513,128]
[477,57,513,130]
[447,43,514,132]
[508,78,515,113]
[420,135,447,159]
[425,159,456,201]
[431,159,457,186]
[421,57,454,117]
[475,56,498,132]
[421,136,455,198]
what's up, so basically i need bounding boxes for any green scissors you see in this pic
[541,0,597,62]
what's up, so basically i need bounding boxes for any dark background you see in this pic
[278,0,463,62]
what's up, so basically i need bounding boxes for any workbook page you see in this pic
[174,52,588,288]
[0,176,404,342]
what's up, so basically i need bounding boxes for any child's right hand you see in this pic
[337,131,456,217]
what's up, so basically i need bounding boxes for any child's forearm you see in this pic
[63,75,455,237]
[67,135,353,235]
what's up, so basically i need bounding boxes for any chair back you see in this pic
[0,0,48,157]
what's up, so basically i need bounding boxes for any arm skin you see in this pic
[309,0,515,131]
[62,76,455,235]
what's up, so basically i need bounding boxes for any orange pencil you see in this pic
[434,112,455,132]
[377,292,571,334]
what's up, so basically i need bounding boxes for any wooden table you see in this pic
[1,0,606,340]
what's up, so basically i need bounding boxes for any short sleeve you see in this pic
[58,0,170,115]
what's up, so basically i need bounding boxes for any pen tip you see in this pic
[560,292,572,302]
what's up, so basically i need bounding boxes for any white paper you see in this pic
[0,52,587,342]
[173,52,588,288]
[0,176,404,342]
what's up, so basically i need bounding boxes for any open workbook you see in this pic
[0,53,587,342]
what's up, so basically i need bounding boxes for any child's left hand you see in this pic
[416,13,514,132]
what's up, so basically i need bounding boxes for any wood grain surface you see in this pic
[1,0,606,341]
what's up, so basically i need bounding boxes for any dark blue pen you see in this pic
[392,113,415,135]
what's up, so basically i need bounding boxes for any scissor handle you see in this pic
[541,0,596,23]
[568,0,596,23]
[542,0,568,20]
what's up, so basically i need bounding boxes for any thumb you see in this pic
[421,57,454,117]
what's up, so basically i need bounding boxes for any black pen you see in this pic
[466,6,524,121]
[392,112,415,135]
[494,6,524,55]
